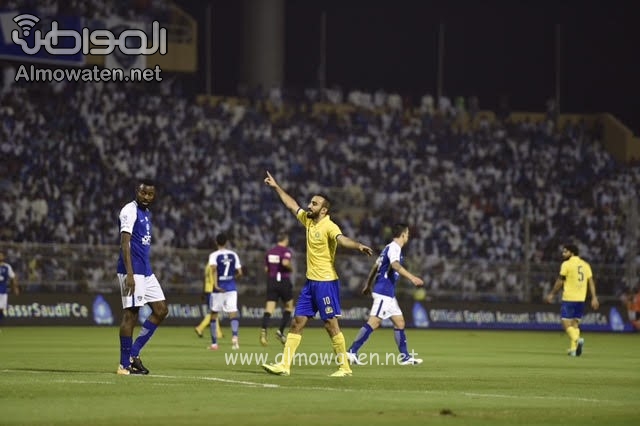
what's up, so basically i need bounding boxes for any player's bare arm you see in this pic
[120,231,135,296]
[11,275,19,296]
[391,261,424,287]
[361,263,378,296]
[545,276,565,303]
[264,171,301,215]
[588,277,599,310]
[336,234,373,256]
[213,272,225,293]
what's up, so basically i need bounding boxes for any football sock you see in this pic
[566,326,580,350]
[280,310,292,333]
[216,318,223,337]
[349,323,374,353]
[196,313,211,334]
[282,332,301,369]
[210,319,218,344]
[331,332,351,371]
[119,336,133,367]
[394,328,409,358]
[261,312,271,330]
[131,320,158,357]
[230,318,239,337]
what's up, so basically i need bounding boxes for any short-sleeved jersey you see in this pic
[203,263,214,293]
[0,262,16,294]
[372,241,403,298]
[559,255,593,302]
[296,209,342,281]
[265,244,292,282]
[117,200,153,276]
[209,249,242,292]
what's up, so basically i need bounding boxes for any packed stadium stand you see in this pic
[1,77,639,300]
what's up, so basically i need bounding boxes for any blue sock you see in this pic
[349,323,374,353]
[394,328,409,358]
[131,320,158,357]
[120,336,133,367]
[210,319,218,344]
[231,318,239,337]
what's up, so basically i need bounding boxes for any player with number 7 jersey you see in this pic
[207,233,243,350]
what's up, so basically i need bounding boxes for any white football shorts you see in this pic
[370,292,403,319]
[0,293,7,310]
[118,273,166,309]
[210,291,238,313]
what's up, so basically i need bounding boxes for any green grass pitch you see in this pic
[1,326,638,425]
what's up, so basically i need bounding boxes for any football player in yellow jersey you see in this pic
[194,263,224,339]
[261,171,373,377]
[545,244,599,356]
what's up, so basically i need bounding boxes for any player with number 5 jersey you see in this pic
[545,243,599,357]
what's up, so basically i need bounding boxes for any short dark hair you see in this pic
[138,178,156,188]
[563,243,579,256]
[216,233,228,246]
[277,232,288,242]
[392,223,409,238]
[316,193,331,211]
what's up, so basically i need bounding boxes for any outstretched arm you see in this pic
[336,235,373,256]
[264,171,301,216]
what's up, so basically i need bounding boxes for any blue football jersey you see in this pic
[208,249,242,292]
[117,200,153,276]
[372,241,403,297]
[0,263,16,294]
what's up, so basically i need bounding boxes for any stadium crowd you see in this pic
[1,76,639,297]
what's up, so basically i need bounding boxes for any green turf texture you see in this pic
[1,326,638,425]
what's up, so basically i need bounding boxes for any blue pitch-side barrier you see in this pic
[4,293,636,333]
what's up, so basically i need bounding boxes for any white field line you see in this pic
[0,369,622,404]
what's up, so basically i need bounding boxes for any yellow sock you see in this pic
[331,332,351,372]
[281,333,301,369]
[196,313,211,333]
[566,326,580,350]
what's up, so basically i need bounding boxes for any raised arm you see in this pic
[264,171,301,216]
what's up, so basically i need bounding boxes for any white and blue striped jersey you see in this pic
[371,241,403,298]
[117,200,153,276]
[0,262,15,294]
[208,249,242,292]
